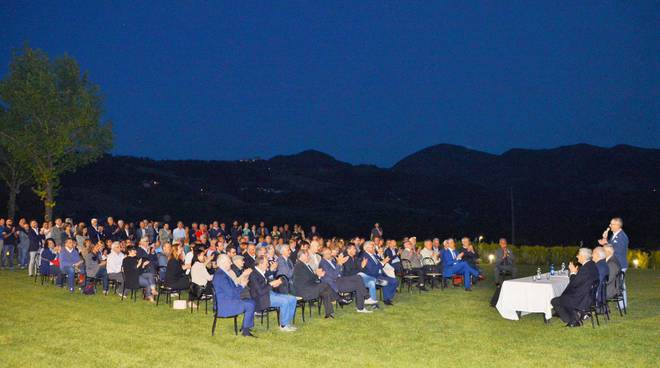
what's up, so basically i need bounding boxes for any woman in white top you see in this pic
[190,250,214,293]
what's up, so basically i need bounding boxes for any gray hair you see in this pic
[216,254,231,268]
[578,247,592,260]
[593,247,606,259]
[232,255,244,263]
[603,244,614,254]
[276,243,288,255]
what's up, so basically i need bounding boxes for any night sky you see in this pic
[3,2,658,167]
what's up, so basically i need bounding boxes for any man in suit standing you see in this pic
[213,254,256,337]
[441,238,480,291]
[27,220,42,276]
[248,255,298,332]
[494,238,517,284]
[370,223,383,241]
[598,217,628,307]
[319,248,373,312]
[360,241,398,305]
[89,218,102,243]
[293,250,339,318]
[551,248,599,327]
[603,244,622,299]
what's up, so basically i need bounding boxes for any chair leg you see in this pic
[301,303,306,322]
[212,315,217,336]
[156,291,161,306]
[234,316,238,335]
[266,310,270,330]
[121,285,126,302]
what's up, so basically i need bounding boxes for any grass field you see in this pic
[1,264,658,368]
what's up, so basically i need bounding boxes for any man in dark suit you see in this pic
[243,244,257,270]
[275,244,294,293]
[341,244,361,277]
[598,217,629,308]
[213,254,256,337]
[319,248,374,312]
[494,238,517,284]
[27,220,42,276]
[248,255,298,332]
[603,244,621,299]
[551,248,600,327]
[293,250,339,318]
[88,218,103,243]
[361,241,398,305]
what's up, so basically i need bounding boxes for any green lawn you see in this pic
[1,265,658,368]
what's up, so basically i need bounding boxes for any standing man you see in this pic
[494,238,517,284]
[598,217,629,308]
[370,223,383,241]
[28,220,42,276]
[1,219,17,270]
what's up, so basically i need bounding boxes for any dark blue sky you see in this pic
[3,2,659,166]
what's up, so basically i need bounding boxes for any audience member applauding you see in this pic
[165,244,191,292]
[384,239,402,274]
[460,237,481,273]
[441,238,480,291]
[275,244,294,293]
[420,239,440,272]
[191,249,214,296]
[39,238,61,280]
[550,248,599,327]
[319,248,373,312]
[494,238,517,284]
[213,254,256,337]
[293,250,339,319]
[58,239,83,293]
[360,241,398,305]
[122,246,157,302]
[83,242,110,295]
[248,255,298,332]
[400,240,427,291]
[106,242,125,296]
[603,244,621,299]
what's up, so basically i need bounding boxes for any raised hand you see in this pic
[361,257,368,268]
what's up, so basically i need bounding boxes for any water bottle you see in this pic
[550,264,555,276]
[536,267,542,280]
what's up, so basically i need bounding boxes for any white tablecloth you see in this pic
[496,273,570,320]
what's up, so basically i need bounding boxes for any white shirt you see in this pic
[173,228,186,242]
[106,251,125,274]
[191,262,213,286]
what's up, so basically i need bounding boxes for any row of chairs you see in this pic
[576,271,627,328]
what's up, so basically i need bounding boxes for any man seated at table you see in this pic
[550,248,599,327]
[319,248,374,312]
[360,241,398,305]
[248,255,298,332]
[494,238,517,284]
[292,250,339,319]
[603,244,621,299]
[213,254,256,337]
[440,238,480,291]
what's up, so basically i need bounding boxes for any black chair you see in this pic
[337,291,356,309]
[400,259,421,293]
[156,281,186,307]
[421,257,443,290]
[497,269,513,284]
[189,283,214,314]
[257,306,280,330]
[210,288,241,336]
[576,279,601,328]
[607,271,627,316]
[120,270,141,302]
[295,296,322,323]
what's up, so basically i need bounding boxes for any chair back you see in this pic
[615,271,626,297]
[587,279,600,309]
[401,259,413,271]
[421,257,436,273]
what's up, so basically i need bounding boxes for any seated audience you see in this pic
[275,243,294,293]
[319,248,373,312]
[592,246,609,305]
[83,242,110,294]
[604,244,622,299]
[292,250,339,318]
[248,255,298,332]
[58,239,83,293]
[121,246,157,302]
[383,239,402,274]
[39,238,61,279]
[106,242,125,296]
[550,248,599,327]
[494,238,517,284]
[191,249,214,296]
[212,254,256,337]
[165,244,191,291]
[460,237,480,272]
[400,240,427,291]
[360,241,398,305]
[419,239,440,271]
[441,238,480,291]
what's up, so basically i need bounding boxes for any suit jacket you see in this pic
[605,257,621,299]
[558,260,599,311]
[212,269,251,317]
[609,230,629,269]
[319,258,341,292]
[292,261,322,300]
[495,247,515,266]
[28,228,41,251]
[248,269,272,311]
[135,228,148,242]
[89,226,103,243]
[361,252,384,278]
[342,256,361,277]
[440,248,461,274]
[276,255,294,279]
[243,254,257,270]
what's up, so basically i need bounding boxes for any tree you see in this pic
[0,46,113,221]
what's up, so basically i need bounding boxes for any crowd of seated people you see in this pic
[2,216,524,336]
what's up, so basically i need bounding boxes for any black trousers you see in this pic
[551,297,576,324]
[411,267,426,286]
[316,283,337,316]
[336,274,367,309]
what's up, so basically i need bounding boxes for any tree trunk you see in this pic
[7,187,17,219]
[44,181,54,222]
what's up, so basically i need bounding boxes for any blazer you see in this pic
[88,226,103,243]
[341,256,361,277]
[40,248,57,275]
[243,254,257,270]
[558,260,599,311]
[360,252,384,278]
[319,258,341,292]
[292,261,322,300]
[28,228,41,251]
[609,231,629,269]
[605,257,622,299]
[440,248,460,274]
[212,269,251,317]
[248,269,272,311]
[276,255,294,279]
[495,247,515,266]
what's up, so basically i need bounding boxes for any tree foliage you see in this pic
[0,46,113,220]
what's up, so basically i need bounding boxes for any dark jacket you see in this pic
[341,256,361,277]
[558,260,599,311]
[292,261,322,300]
[248,269,272,312]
